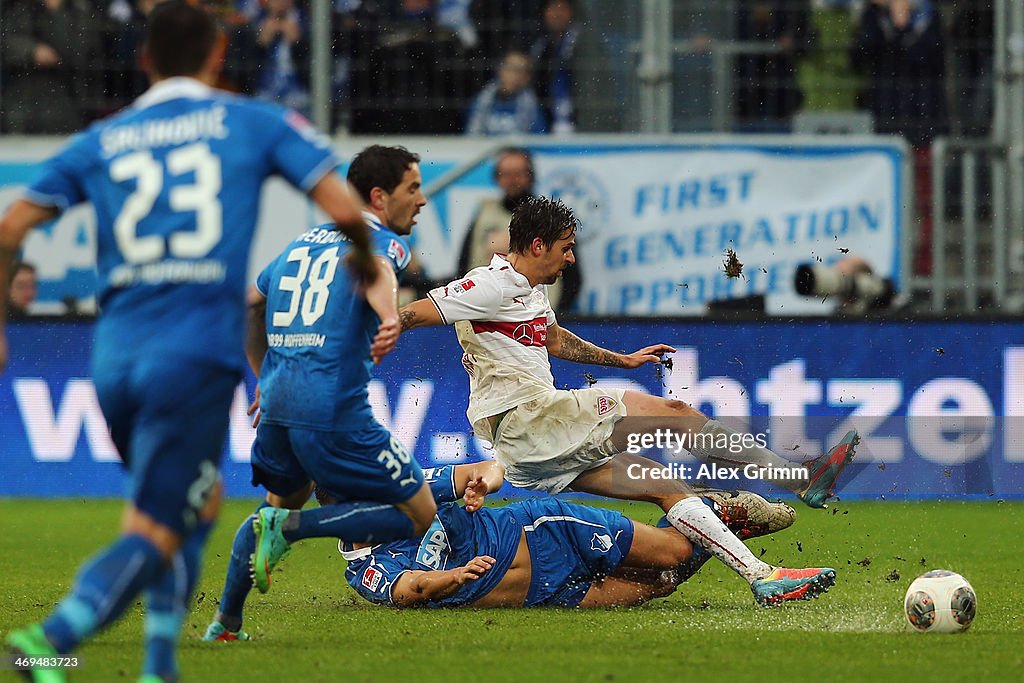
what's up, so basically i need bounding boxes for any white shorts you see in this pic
[474,387,627,494]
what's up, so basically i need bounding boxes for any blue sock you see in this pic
[143,522,213,679]
[215,502,271,630]
[282,502,414,545]
[43,534,166,654]
[676,544,712,582]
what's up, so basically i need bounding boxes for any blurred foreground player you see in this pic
[399,196,858,605]
[203,145,437,641]
[0,3,373,681]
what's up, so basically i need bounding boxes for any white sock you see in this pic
[667,497,773,583]
[690,419,808,494]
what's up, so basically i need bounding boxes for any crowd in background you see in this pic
[0,0,1002,293]
[0,0,997,142]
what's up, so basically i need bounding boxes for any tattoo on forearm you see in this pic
[399,309,417,332]
[556,328,626,367]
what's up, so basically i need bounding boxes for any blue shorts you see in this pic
[93,354,240,536]
[251,421,424,505]
[509,498,634,608]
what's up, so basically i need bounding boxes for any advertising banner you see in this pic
[0,138,904,316]
[2,319,1020,499]
[531,143,904,315]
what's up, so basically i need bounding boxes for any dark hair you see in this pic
[493,147,535,184]
[508,196,578,253]
[543,0,575,13]
[347,145,421,203]
[9,260,35,285]
[144,1,220,78]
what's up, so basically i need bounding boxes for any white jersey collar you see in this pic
[133,77,215,110]
[362,210,388,232]
[339,540,374,562]
[488,253,531,289]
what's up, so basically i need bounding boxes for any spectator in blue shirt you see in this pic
[254,0,310,115]
[465,50,546,136]
[530,0,577,134]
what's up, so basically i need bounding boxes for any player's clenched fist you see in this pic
[462,476,489,512]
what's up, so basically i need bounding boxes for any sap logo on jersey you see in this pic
[417,520,450,570]
[362,566,382,591]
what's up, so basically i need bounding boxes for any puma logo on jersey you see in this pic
[461,353,476,377]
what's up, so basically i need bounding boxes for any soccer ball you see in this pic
[904,570,977,633]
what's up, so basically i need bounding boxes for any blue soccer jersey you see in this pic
[342,465,456,605]
[255,215,408,431]
[345,493,634,608]
[362,211,412,279]
[303,213,412,282]
[344,502,521,607]
[25,78,339,370]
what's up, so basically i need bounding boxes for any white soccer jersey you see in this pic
[427,254,558,425]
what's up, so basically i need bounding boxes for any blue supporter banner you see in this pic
[1,319,1022,499]
[1,139,906,317]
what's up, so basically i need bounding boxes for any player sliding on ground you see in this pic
[341,462,806,609]
[204,461,801,633]
[398,196,859,606]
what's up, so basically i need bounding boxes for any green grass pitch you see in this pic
[1,498,1021,682]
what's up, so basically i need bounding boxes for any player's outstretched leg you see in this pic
[665,495,839,606]
[750,567,837,606]
[798,430,860,508]
[663,491,794,583]
[571,455,792,591]
[693,487,796,540]
[251,500,418,593]
[687,490,835,606]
